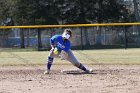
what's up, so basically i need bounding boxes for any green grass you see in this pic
[0,48,37,52]
[0,48,140,66]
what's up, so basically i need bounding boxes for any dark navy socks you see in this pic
[78,63,87,71]
[47,56,53,70]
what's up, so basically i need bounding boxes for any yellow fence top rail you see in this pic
[0,22,140,29]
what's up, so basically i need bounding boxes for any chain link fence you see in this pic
[0,25,140,50]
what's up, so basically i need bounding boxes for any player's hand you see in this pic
[51,45,55,51]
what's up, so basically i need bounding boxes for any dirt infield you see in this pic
[0,65,140,93]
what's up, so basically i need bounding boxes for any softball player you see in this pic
[44,29,93,74]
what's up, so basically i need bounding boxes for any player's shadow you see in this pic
[62,70,108,75]
[66,72,96,75]
[62,70,95,75]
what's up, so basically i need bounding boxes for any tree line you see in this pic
[0,0,136,25]
[0,0,140,48]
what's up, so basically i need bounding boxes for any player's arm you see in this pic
[50,35,57,50]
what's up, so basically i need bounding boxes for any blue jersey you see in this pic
[50,35,71,52]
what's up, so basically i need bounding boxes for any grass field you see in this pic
[0,48,140,66]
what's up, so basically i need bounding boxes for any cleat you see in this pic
[86,68,93,73]
[61,70,64,73]
[44,70,50,74]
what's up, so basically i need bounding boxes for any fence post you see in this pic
[37,28,42,49]
[124,26,128,49]
[20,28,25,48]
[80,27,83,50]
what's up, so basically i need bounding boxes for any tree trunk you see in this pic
[37,29,42,49]
[27,29,30,47]
[133,0,140,46]
[20,29,25,48]
[79,1,90,47]
[84,28,90,46]
[95,26,102,45]
[95,0,103,46]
